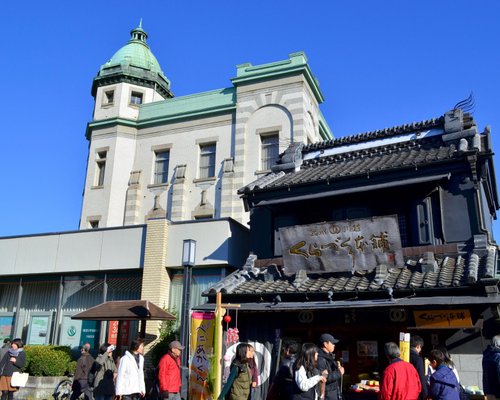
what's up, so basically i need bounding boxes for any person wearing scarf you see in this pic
[0,338,26,400]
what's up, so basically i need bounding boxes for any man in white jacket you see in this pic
[115,337,146,400]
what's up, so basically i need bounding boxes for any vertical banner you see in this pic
[399,332,410,362]
[189,312,215,400]
[107,320,130,346]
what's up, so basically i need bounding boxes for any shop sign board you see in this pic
[413,309,473,329]
[279,215,403,275]
[80,320,100,348]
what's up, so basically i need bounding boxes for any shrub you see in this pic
[149,310,180,366]
[25,345,73,376]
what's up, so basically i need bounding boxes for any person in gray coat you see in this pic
[93,343,117,400]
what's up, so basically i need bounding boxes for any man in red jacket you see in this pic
[158,340,184,400]
[379,342,421,400]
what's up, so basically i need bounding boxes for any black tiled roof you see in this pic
[204,247,497,301]
[261,136,458,191]
[303,116,444,151]
[240,111,481,195]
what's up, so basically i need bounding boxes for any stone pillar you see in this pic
[171,164,188,221]
[220,158,235,218]
[140,201,171,358]
[124,171,143,225]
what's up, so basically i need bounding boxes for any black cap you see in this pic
[319,333,339,344]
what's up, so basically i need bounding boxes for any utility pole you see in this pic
[213,292,240,400]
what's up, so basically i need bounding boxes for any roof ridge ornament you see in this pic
[271,142,304,173]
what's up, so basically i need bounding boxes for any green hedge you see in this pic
[24,345,73,376]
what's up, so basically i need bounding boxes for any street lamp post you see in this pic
[180,239,196,368]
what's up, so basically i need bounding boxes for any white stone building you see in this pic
[0,24,332,347]
[80,24,332,229]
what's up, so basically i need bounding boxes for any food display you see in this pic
[351,380,380,392]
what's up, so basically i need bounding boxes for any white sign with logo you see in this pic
[60,315,82,348]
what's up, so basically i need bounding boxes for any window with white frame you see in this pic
[130,91,143,105]
[154,150,170,184]
[261,133,279,170]
[95,151,107,186]
[199,143,216,179]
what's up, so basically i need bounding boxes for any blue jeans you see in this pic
[94,395,113,400]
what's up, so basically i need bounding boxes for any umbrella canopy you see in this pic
[71,300,176,321]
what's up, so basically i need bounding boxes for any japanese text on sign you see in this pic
[280,215,403,275]
[413,309,473,328]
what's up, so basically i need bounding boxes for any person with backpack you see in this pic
[92,343,117,400]
[157,340,184,399]
[218,342,253,400]
[267,342,298,400]
[71,343,95,400]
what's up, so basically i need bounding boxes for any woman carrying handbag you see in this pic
[0,338,26,400]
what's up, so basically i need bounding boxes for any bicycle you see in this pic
[53,374,85,400]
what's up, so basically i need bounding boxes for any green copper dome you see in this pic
[92,23,173,99]
[106,25,163,75]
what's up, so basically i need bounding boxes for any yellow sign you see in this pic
[413,309,472,329]
[399,332,410,362]
[189,312,215,400]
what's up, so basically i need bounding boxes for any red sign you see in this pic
[107,320,130,346]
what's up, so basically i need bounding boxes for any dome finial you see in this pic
[139,18,143,29]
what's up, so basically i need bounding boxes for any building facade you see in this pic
[80,24,332,229]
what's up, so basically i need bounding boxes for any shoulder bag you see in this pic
[11,371,29,387]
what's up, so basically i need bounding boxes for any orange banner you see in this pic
[107,320,130,346]
[413,309,472,329]
[189,312,215,400]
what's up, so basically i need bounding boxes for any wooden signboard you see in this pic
[413,309,473,329]
[280,215,403,275]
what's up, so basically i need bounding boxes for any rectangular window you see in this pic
[199,143,216,179]
[154,150,170,184]
[261,133,279,170]
[95,151,107,186]
[130,91,143,105]
[103,90,114,105]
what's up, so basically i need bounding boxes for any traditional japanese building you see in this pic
[199,107,500,395]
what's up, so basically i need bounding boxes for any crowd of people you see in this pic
[70,337,184,400]
[0,332,498,400]
[263,333,500,400]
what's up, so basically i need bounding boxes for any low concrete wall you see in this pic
[15,376,65,400]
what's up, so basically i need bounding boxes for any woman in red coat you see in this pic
[379,342,421,400]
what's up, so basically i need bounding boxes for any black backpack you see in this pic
[87,361,100,387]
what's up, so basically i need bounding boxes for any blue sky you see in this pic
[2,0,500,239]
